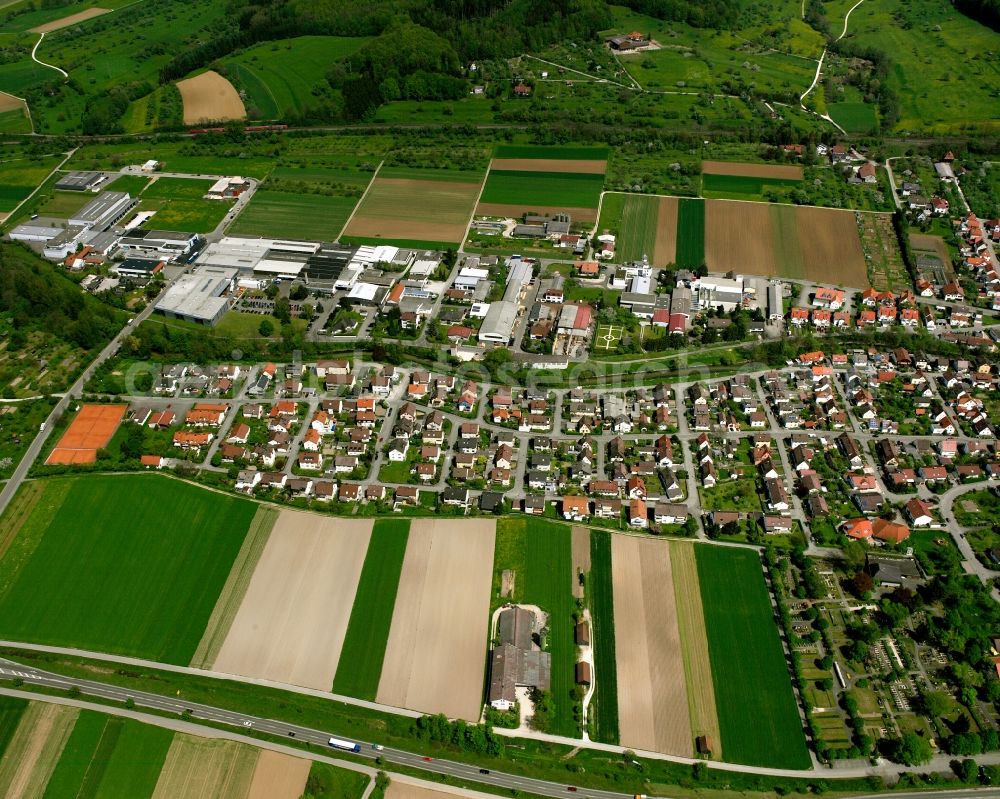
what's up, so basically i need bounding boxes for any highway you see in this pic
[0,659,628,799]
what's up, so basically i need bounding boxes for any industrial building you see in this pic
[54,171,106,192]
[69,191,137,232]
[478,301,519,345]
[114,258,164,279]
[117,229,199,259]
[154,265,238,326]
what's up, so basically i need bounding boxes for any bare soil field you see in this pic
[244,750,310,799]
[344,177,481,244]
[177,71,246,125]
[29,7,109,32]
[571,525,591,599]
[796,205,867,287]
[0,92,24,113]
[653,196,679,267]
[910,233,949,263]
[490,158,607,174]
[668,542,721,758]
[0,702,77,799]
[475,202,598,223]
[702,161,803,180]
[377,518,495,721]
[705,200,779,277]
[209,513,372,691]
[190,506,278,669]
[151,735,256,799]
[612,536,692,756]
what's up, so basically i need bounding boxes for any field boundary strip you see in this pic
[190,505,279,670]
[0,482,44,563]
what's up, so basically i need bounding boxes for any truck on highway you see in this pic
[328,737,361,753]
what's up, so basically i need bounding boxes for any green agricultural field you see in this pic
[588,531,619,744]
[332,519,410,700]
[0,474,258,664]
[42,713,172,799]
[615,193,660,262]
[0,155,62,212]
[696,546,810,769]
[702,173,801,200]
[675,198,705,268]
[229,190,359,240]
[827,102,877,135]
[379,165,484,183]
[302,761,370,799]
[479,170,604,209]
[137,177,234,233]
[221,36,370,120]
[0,107,29,135]
[595,191,624,236]
[494,144,610,160]
[0,696,26,760]
[494,518,578,737]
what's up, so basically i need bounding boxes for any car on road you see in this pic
[372,744,384,751]
[421,756,433,762]
[479,768,490,774]
[567,788,577,792]
[242,720,252,727]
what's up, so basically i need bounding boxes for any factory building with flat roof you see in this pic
[69,191,137,231]
[154,265,238,326]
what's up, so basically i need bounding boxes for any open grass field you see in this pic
[137,176,235,233]
[344,166,483,246]
[696,545,810,769]
[0,701,77,799]
[332,519,410,700]
[228,191,358,240]
[612,535,692,756]
[675,197,705,269]
[0,156,63,213]
[210,512,373,691]
[669,542,721,759]
[845,0,1000,133]
[0,474,258,664]
[177,70,246,125]
[87,719,172,798]
[827,102,877,134]
[45,403,125,465]
[301,762,369,799]
[704,200,868,287]
[588,530,619,744]
[702,173,802,200]
[221,36,370,120]
[377,518,495,721]
[0,107,30,135]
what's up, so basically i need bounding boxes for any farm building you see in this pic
[479,301,519,345]
[575,661,591,685]
[488,606,551,711]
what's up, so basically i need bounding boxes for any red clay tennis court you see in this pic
[46,404,127,465]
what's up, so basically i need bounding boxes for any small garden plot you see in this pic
[593,324,624,352]
[860,212,908,292]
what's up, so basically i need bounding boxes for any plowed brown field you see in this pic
[797,205,867,287]
[377,518,495,721]
[490,158,607,174]
[30,7,109,32]
[177,71,246,125]
[705,200,778,276]
[244,750,310,799]
[344,177,481,244]
[702,160,803,180]
[612,536,692,756]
